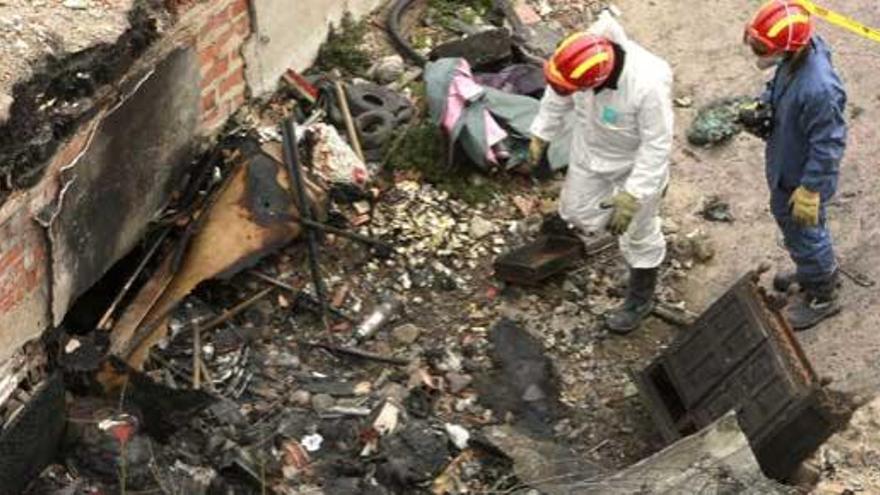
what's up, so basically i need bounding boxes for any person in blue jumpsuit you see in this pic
[743,1,847,330]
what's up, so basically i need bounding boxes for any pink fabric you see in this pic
[440,59,508,165]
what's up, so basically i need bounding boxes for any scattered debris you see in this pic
[354,296,404,342]
[426,57,538,170]
[370,55,406,84]
[306,123,370,188]
[444,423,470,449]
[686,96,751,146]
[391,323,422,345]
[700,194,735,223]
[811,396,880,494]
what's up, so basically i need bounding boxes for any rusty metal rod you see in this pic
[281,119,330,330]
[297,217,394,255]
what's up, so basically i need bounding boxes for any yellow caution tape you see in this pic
[797,0,880,44]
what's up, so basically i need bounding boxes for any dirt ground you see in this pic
[600,0,880,397]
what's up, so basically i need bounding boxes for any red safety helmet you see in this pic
[745,0,814,56]
[544,33,616,95]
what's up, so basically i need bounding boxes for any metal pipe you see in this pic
[281,119,330,329]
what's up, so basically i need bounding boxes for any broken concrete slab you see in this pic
[44,47,200,327]
[636,271,835,480]
[577,413,794,494]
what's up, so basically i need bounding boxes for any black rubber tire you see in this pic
[387,0,427,66]
[347,83,415,126]
[347,84,391,116]
[355,110,395,151]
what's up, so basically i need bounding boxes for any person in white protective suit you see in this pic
[529,13,674,334]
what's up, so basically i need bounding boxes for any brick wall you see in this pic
[0,212,45,316]
[194,0,252,132]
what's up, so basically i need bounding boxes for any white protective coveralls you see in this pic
[530,13,674,269]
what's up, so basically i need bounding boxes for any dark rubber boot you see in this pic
[786,274,841,331]
[773,270,798,293]
[606,268,658,335]
[540,213,578,240]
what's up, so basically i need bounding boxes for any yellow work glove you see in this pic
[601,191,639,236]
[789,186,820,227]
[527,136,548,169]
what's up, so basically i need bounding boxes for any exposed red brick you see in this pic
[215,25,241,54]
[198,42,219,68]
[231,91,246,108]
[513,1,542,25]
[229,0,249,18]
[200,54,229,88]
[201,90,217,113]
[200,106,221,128]
[0,244,23,272]
[233,14,251,36]
[199,6,231,40]
[218,66,245,97]
[0,254,26,312]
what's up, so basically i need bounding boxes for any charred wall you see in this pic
[0,2,165,203]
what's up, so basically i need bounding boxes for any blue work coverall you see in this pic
[761,36,847,285]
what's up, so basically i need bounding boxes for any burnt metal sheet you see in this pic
[46,47,199,326]
[110,145,327,369]
[636,272,832,481]
[494,235,584,286]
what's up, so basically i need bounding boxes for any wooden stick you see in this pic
[249,271,355,322]
[193,322,202,389]
[333,77,366,162]
[198,287,274,334]
[302,341,410,366]
[97,227,171,331]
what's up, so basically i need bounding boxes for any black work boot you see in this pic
[606,268,658,335]
[540,213,579,240]
[786,273,841,331]
[773,270,798,293]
